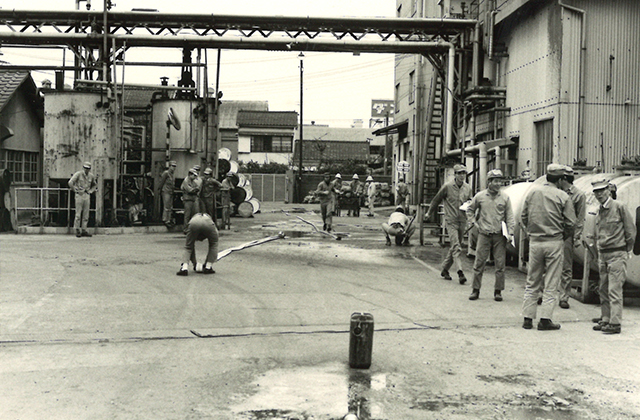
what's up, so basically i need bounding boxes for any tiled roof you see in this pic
[237,110,298,128]
[0,70,30,114]
[219,101,268,129]
[122,86,158,109]
[295,140,370,163]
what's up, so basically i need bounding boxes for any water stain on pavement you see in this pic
[232,363,386,419]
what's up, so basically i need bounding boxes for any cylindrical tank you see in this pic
[44,91,116,181]
[151,99,204,176]
[503,173,640,288]
[576,174,640,288]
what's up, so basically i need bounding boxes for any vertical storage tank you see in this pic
[151,99,204,177]
[43,91,117,226]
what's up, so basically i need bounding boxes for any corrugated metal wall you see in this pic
[579,0,640,171]
[558,5,582,167]
[499,0,639,173]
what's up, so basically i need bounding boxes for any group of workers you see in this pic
[157,162,240,276]
[157,161,236,232]
[69,161,635,333]
[314,173,378,232]
[424,162,635,334]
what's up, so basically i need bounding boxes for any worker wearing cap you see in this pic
[426,164,473,284]
[176,212,219,276]
[68,161,97,237]
[348,174,363,217]
[395,175,410,214]
[181,168,201,232]
[365,175,377,217]
[590,179,635,334]
[315,173,335,231]
[558,165,587,309]
[382,205,416,246]
[520,163,576,331]
[158,161,177,227]
[466,169,515,301]
[199,167,223,222]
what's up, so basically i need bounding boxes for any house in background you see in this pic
[0,70,44,230]
[237,110,298,166]
[218,101,269,159]
[293,124,374,171]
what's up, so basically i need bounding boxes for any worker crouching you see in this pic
[382,206,415,246]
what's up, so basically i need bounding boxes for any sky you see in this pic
[0,0,396,127]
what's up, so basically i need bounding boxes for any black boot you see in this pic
[469,289,480,300]
[537,318,561,331]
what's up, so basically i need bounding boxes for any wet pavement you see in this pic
[1,203,640,419]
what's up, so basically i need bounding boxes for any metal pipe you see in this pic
[0,32,455,55]
[444,43,456,155]
[0,10,477,35]
[479,142,487,189]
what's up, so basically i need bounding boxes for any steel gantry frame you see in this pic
[0,9,476,144]
[0,9,477,224]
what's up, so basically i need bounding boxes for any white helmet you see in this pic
[335,173,342,179]
[366,175,374,182]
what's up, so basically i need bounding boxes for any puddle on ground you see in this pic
[232,363,386,419]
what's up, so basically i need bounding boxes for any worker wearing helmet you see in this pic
[465,169,515,301]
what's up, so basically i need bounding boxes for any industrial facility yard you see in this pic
[1,204,639,420]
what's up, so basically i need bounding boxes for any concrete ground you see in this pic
[1,202,639,420]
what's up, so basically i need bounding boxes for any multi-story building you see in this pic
[393,0,640,205]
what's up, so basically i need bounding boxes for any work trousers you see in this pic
[382,223,416,242]
[183,200,199,231]
[598,250,627,325]
[73,193,91,231]
[200,197,216,223]
[472,232,506,291]
[320,202,333,228]
[522,240,563,320]
[559,238,574,302]
[442,218,466,273]
[183,214,219,266]
[162,192,173,224]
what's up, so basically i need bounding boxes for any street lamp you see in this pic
[298,52,304,202]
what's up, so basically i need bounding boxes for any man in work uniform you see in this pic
[558,165,586,309]
[68,161,97,237]
[520,164,576,331]
[466,169,515,301]
[426,164,473,284]
[176,212,219,276]
[365,175,377,217]
[382,205,416,246]
[331,173,344,217]
[348,174,363,217]
[315,173,334,231]
[181,167,201,232]
[395,176,410,214]
[590,179,636,334]
[158,160,177,227]
[199,167,222,222]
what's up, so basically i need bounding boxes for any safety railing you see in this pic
[14,187,94,227]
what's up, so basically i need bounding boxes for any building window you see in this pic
[0,150,38,183]
[395,83,400,114]
[251,135,293,153]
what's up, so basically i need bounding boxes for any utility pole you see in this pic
[298,52,304,203]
